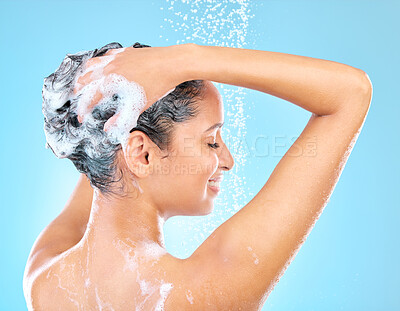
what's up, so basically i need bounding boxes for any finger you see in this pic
[77,114,83,124]
[74,56,108,94]
[73,71,93,94]
[77,89,104,123]
[104,47,126,56]
[85,57,103,68]
[104,49,117,56]
[104,112,121,132]
[87,89,104,111]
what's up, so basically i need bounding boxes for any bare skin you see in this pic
[23,43,372,310]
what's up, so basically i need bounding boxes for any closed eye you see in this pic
[208,142,220,149]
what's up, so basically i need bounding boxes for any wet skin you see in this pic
[29,81,236,310]
[24,44,372,310]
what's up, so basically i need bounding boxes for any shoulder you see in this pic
[24,239,245,310]
[163,245,263,311]
[23,248,84,310]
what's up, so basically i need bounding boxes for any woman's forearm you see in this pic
[185,44,370,115]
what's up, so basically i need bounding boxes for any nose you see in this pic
[218,142,234,171]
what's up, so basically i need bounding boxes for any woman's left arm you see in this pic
[24,174,93,280]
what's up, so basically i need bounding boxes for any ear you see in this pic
[123,131,155,178]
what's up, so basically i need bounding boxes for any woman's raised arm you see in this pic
[178,44,372,309]
[187,43,371,116]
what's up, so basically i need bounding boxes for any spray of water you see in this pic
[159,0,259,258]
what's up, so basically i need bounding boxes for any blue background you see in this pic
[0,0,398,310]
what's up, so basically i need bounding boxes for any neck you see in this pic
[85,188,166,249]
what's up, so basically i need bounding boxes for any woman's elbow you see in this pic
[354,69,373,107]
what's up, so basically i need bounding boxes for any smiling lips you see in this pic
[207,176,223,192]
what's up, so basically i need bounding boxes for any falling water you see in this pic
[159,0,260,258]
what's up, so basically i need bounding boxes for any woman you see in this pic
[23,42,372,310]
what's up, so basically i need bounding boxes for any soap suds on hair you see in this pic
[42,43,147,160]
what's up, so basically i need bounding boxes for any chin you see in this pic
[179,199,214,217]
[178,206,213,217]
[198,210,212,216]
[198,203,214,216]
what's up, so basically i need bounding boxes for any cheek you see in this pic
[175,151,218,191]
[163,144,219,195]
[201,151,219,183]
[209,153,219,176]
[182,142,218,177]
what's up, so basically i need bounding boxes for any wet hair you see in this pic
[42,42,205,194]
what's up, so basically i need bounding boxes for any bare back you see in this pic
[33,234,207,310]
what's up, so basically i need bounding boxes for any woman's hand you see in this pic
[73,43,194,128]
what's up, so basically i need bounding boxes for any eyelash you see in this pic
[208,142,220,149]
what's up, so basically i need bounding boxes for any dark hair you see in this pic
[42,42,205,194]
